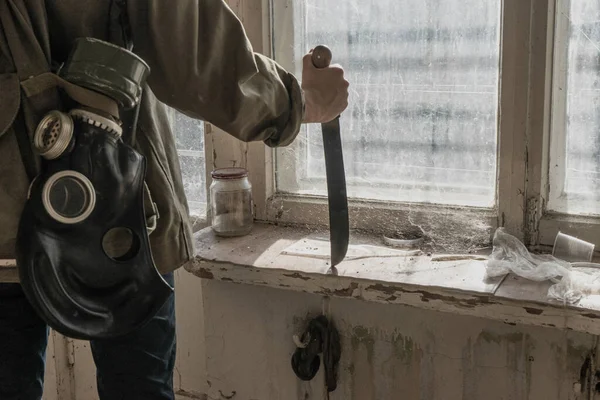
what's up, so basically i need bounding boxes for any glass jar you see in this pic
[209,168,253,237]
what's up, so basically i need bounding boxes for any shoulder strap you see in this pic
[108,0,157,229]
[109,0,140,147]
[108,0,133,51]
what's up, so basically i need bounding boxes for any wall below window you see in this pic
[199,280,592,400]
[45,270,595,400]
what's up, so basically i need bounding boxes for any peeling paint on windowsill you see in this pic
[186,223,600,335]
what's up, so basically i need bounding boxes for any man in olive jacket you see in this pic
[0,1,349,399]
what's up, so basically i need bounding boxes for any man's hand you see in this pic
[301,50,350,124]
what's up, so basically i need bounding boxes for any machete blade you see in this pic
[321,117,349,267]
[311,45,349,267]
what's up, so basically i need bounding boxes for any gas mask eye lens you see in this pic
[49,177,86,218]
[42,171,96,224]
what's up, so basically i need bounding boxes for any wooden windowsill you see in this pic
[186,223,600,335]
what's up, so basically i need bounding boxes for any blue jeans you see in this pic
[0,273,176,400]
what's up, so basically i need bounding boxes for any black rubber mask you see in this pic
[16,38,173,340]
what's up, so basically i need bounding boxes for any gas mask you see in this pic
[16,38,173,340]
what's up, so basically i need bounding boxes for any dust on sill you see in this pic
[186,222,600,335]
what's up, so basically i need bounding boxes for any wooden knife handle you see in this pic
[311,45,332,69]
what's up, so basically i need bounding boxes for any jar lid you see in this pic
[211,167,248,180]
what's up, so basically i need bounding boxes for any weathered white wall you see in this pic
[42,332,58,400]
[45,275,595,399]
[201,280,593,400]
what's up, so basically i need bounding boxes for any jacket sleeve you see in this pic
[127,0,304,147]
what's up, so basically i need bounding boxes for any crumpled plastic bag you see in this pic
[486,228,600,304]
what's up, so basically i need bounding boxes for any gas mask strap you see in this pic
[143,182,159,235]
[108,0,139,147]
[121,92,141,147]
[108,0,134,52]
[21,73,120,120]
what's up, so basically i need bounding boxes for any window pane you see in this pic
[172,111,204,152]
[169,110,207,211]
[274,0,501,207]
[550,0,600,215]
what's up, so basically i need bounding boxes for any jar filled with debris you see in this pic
[209,168,253,237]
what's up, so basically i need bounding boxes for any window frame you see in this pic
[538,0,600,248]
[199,0,600,251]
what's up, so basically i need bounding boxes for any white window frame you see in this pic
[197,0,600,251]
[538,0,600,248]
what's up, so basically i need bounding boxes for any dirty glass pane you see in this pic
[169,110,206,211]
[274,0,501,207]
[173,112,204,152]
[177,154,206,203]
[557,0,600,214]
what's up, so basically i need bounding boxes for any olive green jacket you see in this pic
[0,0,304,281]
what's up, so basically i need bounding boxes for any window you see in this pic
[273,0,502,208]
[549,0,600,216]
[186,0,600,251]
[169,109,207,215]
